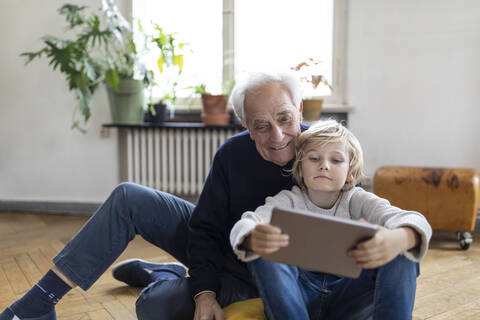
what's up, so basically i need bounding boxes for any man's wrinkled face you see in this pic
[243,83,302,167]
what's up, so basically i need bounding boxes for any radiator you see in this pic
[118,126,243,197]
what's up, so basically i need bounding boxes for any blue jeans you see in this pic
[248,256,419,320]
[52,182,258,320]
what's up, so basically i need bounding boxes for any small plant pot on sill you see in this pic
[201,93,230,125]
[106,78,145,124]
[201,94,227,114]
[302,98,324,121]
[144,102,168,123]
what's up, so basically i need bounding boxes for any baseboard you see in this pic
[0,200,101,215]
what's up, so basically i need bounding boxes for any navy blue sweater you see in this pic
[188,126,306,298]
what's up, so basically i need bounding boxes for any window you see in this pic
[235,0,333,97]
[132,0,347,107]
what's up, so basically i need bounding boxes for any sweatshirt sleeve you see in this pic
[349,188,432,262]
[230,190,295,262]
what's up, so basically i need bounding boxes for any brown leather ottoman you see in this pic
[374,166,480,249]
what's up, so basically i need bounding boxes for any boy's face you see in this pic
[243,83,302,167]
[301,142,351,196]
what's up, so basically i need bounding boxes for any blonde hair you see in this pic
[292,120,364,191]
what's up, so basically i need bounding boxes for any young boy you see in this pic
[230,120,432,320]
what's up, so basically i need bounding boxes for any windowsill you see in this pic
[160,96,354,113]
[303,103,353,126]
[169,103,354,113]
[103,122,243,129]
[322,103,354,113]
[103,104,353,129]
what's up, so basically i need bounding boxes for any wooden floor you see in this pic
[0,212,479,319]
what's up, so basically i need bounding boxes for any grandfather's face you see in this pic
[243,83,302,166]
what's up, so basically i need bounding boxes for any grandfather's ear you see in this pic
[243,122,255,140]
[299,101,304,122]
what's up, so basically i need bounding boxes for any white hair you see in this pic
[230,71,303,123]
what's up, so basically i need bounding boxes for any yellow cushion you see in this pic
[223,298,266,320]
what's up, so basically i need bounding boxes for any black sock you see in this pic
[7,270,71,318]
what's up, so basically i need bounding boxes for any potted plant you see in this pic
[291,58,332,121]
[190,81,234,126]
[21,1,151,131]
[142,23,188,123]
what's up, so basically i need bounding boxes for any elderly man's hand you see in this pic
[194,292,224,320]
[245,224,290,255]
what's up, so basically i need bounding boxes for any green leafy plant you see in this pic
[134,20,189,116]
[188,83,207,95]
[188,81,234,97]
[148,24,188,105]
[21,1,151,131]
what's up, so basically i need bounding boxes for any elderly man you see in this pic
[0,72,305,320]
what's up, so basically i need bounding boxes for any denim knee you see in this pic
[109,182,147,219]
[248,258,298,277]
[371,256,419,319]
[247,259,309,320]
[108,182,133,206]
[380,255,419,279]
[136,279,194,320]
[112,182,138,202]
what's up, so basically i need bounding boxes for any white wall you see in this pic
[347,0,480,177]
[0,0,129,203]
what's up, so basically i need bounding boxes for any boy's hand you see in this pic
[244,224,289,255]
[348,225,419,269]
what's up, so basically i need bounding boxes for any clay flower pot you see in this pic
[201,93,230,125]
[201,94,227,114]
[302,98,324,121]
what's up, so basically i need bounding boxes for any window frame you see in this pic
[128,0,348,109]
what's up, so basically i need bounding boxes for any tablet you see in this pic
[263,206,378,278]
